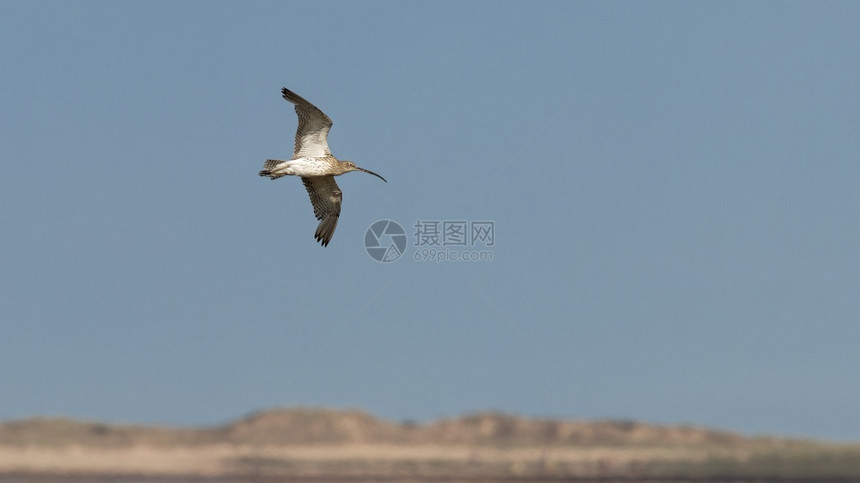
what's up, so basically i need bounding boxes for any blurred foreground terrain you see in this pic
[1,408,859,481]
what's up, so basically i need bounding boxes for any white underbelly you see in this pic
[271,158,331,177]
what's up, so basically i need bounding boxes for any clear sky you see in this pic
[1,1,859,440]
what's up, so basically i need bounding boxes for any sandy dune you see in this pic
[1,408,857,479]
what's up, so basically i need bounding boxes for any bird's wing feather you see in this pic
[301,176,342,247]
[282,87,333,158]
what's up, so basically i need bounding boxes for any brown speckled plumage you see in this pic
[258,87,386,247]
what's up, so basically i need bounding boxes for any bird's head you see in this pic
[342,160,387,182]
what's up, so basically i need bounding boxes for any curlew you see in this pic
[259,87,386,247]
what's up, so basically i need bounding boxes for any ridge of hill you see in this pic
[2,408,859,479]
[0,407,786,448]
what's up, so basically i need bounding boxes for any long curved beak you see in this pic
[358,167,387,183]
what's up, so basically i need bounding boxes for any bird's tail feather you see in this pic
[259,159,287,179]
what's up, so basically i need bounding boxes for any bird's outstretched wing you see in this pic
[301,176,342,247]
[282,87,333,159]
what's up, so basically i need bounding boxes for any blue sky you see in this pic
[1,1,859,440]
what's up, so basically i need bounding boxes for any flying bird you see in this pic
[259,87,386,246]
